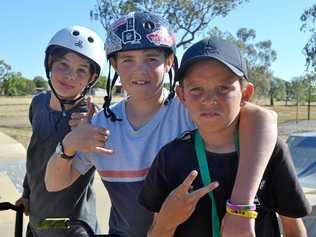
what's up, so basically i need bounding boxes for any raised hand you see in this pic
[155,170,219,232]
[64,95,114,156]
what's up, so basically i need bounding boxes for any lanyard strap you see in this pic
[194,130,221,237]
[194,130,240,237]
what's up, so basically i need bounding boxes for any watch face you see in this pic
[55,142,63,155]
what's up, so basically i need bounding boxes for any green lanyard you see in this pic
[194,130,240,237]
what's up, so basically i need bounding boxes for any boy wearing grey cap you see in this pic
[139,37,311,237]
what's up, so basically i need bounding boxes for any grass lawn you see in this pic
[1,95,316,148]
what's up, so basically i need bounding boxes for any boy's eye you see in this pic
[121,58,133,63]
[216,86,230,94]
[189,87,203,95]
[55,61,69,71]
[147,57,158,62]
[59,62,68,68]
[77,68,89,75]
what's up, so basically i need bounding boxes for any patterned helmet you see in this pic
[105,12,176,58]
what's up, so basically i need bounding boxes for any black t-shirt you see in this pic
[139,130,311,237]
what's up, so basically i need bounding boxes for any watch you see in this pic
[55,142,76,160]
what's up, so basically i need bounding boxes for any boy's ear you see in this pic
[165,54,174,73]
[176,85,185,103]
[241,82,254,104]
[110,58,118,73]
[89,73,98,84]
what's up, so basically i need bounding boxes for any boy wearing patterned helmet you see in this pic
[46,12,280,237]
[16,26,105,237]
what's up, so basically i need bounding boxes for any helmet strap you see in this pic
[164,56,178,105]
[48,79,88,116]
[103,62,122,122]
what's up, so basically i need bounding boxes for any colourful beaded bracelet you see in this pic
[226,200,256,211]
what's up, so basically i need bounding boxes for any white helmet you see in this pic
[45,25,105,77]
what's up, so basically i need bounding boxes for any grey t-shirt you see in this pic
[73,92,195,237]
[23,91,99,237]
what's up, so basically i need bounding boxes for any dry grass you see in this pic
[1,96,316,148]
[266,104,316,123]
[0,96,121,148]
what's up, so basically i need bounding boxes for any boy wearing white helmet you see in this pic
[46,12,278,237]
[15,26,105,237]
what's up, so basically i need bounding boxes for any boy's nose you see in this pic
[64,68,77,80]
[202,91,218,105]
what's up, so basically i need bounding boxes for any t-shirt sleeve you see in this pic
[138,148,171,213]
[72,151,94,175]
[271,139,312,217]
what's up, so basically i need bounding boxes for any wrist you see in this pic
[152,213,177,236]
[62,136,76,156]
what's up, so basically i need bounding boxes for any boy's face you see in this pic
[177,60,251,133]
[50,52,96,99]
[111,49,173,100]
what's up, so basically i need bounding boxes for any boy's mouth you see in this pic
[59,81,75,89]
[132,80,150,85]
[200,111,220,118]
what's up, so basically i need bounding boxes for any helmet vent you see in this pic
[72,30,80,36]
[143,21,155,30]
[88,36,94,43]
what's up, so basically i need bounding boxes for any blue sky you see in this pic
[1,0,315,81]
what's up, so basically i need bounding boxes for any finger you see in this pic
[97,128,110,136]
[176,170,198,196]
[24,204,29,216]
[71,112,87,119]
[95,146,114,155]
[190,181,219,201]
[87,96,95,120]
[69,118,81,127]
[95,140,107,147]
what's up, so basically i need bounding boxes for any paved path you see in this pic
[0,132,110,235]
[0,132,26,162]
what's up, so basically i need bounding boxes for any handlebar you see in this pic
[37,218,110,237]
[0,202,24,237]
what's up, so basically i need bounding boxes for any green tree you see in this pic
[300,4,316,71]
[91,0,249,48]
[290,76,309,105]
[33,76,48,89]
[0,60,11,94]
[269,77,286,106]
[94,75,107,89]
[3,72,35,96]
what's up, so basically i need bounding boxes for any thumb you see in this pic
[87,96,95,119]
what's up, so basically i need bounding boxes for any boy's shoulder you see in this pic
[176,130,194,141]
[161,130,195,153]
[31,90,50,108]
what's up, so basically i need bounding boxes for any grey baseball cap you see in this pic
[175,37,248,82]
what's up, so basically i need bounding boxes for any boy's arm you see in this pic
[15,175,30,215]
[280,216,307,237]
[232,102,277,203]
[45,122,113,192]
[221,103,277,237]
[45,152,81,192]
[148,214,176,237]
